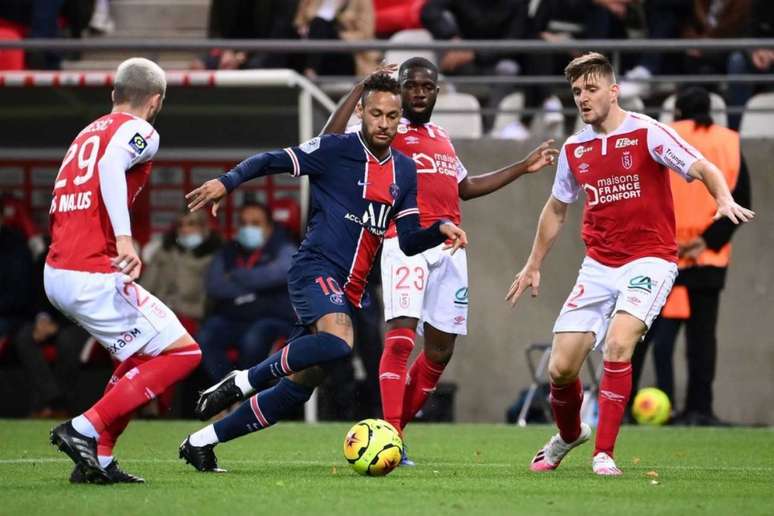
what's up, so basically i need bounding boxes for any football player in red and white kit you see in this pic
[506,53,754,475]
[46,58,202,484]
[324,58,558,464]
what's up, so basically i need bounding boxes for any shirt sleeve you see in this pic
[550,145,580,204]
[283,134,343,178]
[97,119,159,237]
[646,121,704,180]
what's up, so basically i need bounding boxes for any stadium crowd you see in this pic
[1,1,772,132]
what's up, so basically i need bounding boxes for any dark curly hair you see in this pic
[360,73,401,106]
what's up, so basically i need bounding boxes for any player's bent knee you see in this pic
[424,342,455,364]
[602,335,636,362]
[548,359,580,385]
[315,313,355,347]
[316,332,353,362]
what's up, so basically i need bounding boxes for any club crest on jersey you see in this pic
[389,183,400,199]
[574,145,593,158]
[621,151,633,170]
[654,144,664,155]
[397,124,409,134]
[329,293,345,306]
[128,133,147,154]
[299,137,321,154]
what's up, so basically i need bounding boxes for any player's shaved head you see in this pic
[564,52,616,86]
[113,57,167,107]
[398,57,438,83]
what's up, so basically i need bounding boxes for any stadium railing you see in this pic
[2,37,773,120]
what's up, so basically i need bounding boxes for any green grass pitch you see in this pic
[1,420,772,515]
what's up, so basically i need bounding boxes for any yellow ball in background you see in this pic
[343,418,403,476]
[632,387,672,426]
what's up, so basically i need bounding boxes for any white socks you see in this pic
[189,425,219,447]
[98,455,113,468]
[71,415,99,439]
[234,370,255,397]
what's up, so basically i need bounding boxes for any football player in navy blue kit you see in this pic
[179,74,467,472]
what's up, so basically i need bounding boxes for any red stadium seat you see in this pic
[0,20,25,71]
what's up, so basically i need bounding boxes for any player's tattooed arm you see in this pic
[458,140,559,201]
[320,63,398,135]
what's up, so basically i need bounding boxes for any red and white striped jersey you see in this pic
[552,112,703,267]
[47,112,159,273]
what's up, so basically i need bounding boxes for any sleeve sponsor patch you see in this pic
[128,133,148,154]
[299,136,321,154]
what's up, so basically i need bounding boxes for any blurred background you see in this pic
[0,0,771,427]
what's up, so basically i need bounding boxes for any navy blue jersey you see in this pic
[219,132,448,308]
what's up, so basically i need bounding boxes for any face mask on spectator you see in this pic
[237,225,265,249]
[177,232,204,250]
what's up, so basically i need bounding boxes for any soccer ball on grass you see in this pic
[343,418,403,476]
[632,387,671,425]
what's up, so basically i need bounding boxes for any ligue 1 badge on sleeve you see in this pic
[128,133,147,153]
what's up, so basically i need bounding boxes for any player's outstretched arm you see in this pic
[688,159,755,224]
[458,140,559,201]
[186,149,299,215]
[506,195,568,307]
[320,63,398,135]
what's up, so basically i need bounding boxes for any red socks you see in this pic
[400,351,446,430]
[378,328,416,432]
[550,377,583,443]
[594,360,632,457]
[85,344,201,436]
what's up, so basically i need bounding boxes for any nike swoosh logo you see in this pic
[357,180,370,186]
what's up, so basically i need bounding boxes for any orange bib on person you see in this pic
[668,121,740,270]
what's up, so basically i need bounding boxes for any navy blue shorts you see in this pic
[287,253,354,327]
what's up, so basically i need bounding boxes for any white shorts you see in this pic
[43,264,187,362]
[381,237,468,335]
[553,256,677,350]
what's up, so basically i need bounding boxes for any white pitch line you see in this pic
[0,458,772,472]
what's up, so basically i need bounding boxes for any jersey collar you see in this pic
[356,130,392,165]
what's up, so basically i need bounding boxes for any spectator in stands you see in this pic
[630,87,752,426]
[420,0,529,130]
[294,0,379,78]
[0,199,35,350]
[726,0,773,130]
[682,0,752,76]
[619,0,694,99]
[374,0,426,38]
[0,0,95,70]
[198,201,296,384]
[13,242,89,418]
[192,0,300,70]
[1,192,46,258]
[142,208,222,335]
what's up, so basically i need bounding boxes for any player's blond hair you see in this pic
[564,52,616,85]
[113,57,167,107]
